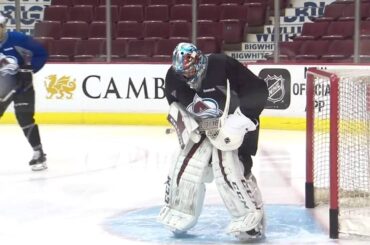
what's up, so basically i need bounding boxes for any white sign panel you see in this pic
[34,63,171,113]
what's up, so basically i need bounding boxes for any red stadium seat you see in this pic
[67,5,94,23]
[221,20,245,44]
[295,40,331,61]
[73,0,100,6]
[169,20,191,40]
[74,39,106,61]
[170,4,192,22]
[51,0,74,6]
[315,2,346,22]
[116,21,144,40]
[145,4,170,22]
[89,21,116,39]
[34,21,62,39]
[198,4,220,21]
[43,5,69,22]
[143,21,170,40]
[126,39,156,60]
[49,37,79,61]
[62,21,89,39]
[119,5,144,22]
[321,20,354,40]
[293,21,330,40]
[196,37,220,53]
[321,39,354,62]
[95,5,119,22]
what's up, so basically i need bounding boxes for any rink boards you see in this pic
[2,63,369,130]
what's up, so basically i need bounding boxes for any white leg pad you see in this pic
[212,149,265,241]
[158,138,213,233]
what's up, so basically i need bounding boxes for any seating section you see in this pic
[36,0,269,61]
[266,1,370,63]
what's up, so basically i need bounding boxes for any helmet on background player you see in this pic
[172,42,208,90]
[0,13,7,41]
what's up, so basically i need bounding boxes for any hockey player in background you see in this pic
[0,14,48,171]
[158,42,268,241]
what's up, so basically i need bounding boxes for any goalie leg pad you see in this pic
[211,149,265,241]
[158,137,213,233]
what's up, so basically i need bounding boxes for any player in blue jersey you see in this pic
[0,14,48,171]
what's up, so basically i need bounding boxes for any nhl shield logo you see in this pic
[259,69,291,109]
[266,74,285,104]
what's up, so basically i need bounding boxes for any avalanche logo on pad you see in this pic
[259,69,291,110]
[44,74,77,99]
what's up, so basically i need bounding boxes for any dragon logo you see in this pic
[44,75,77,99]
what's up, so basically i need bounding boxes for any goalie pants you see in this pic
[0,75,42,150]
[238,121,260,177]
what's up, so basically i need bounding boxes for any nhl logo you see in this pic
[266,74,285,104]
[258,69,291,110]
[224,137,230,144]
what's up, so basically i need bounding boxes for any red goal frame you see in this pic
[305,67,339,239]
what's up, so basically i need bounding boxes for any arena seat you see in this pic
[295,39,331,61]
[170,4,192,22]
[116,21,144,40]
[321,39,354,62]
[197,20,222,44]
[43,5,69,22]
[51,0,74,6]
[245,3,267,27]
[196,36,220,53]
[95,5,119,22]
[293,21,330,41]
[67,5,94,23]
[62,21,89,39]
[126,39,156,60]
[221,20,245,44]
[74,39,106,61]
[143,21,170,40]
[126,0,148,6]
[34,21,62,39]
[315,2,346,22]
[48,38,79,61]
[219,3,248,24]
[119,5,145,22]
[73,0,100,6]
[169,20,191,40]
[145,4,170,22]
[88,21,117,39]
[321,20,354,40]
[198,4,220,22]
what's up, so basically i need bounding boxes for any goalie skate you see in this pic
[227,210,265,241]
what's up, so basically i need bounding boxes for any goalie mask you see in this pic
[172,42,208,90]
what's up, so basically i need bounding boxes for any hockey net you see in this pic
[305,68,370,238]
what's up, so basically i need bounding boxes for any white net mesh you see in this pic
[311,69,370,236]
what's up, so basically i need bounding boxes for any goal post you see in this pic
[305,67,370,239]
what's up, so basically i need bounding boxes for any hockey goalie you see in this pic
[157,43,268,241]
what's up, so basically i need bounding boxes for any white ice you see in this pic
[0,125,368,245]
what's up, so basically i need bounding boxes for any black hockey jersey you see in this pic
[165,53,268,121]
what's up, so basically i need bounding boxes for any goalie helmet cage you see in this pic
[305,67,370,239]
